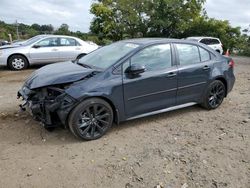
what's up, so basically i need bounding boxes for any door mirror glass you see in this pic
[32,44,41,48]
[125,64,146,75]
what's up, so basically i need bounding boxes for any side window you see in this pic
[199,47,210,62]
[176,44,200,65]
[60,38,77,46]
[36,38,58,47]
[129,44,172,71]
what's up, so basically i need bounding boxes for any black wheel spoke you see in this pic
[96,113,110,120]
[79,121,90,128]
[82,124,91,135]
[96,107,105,116]
[90,125,96,137]
[93,105,98,116]
[217,90,224,96]
[86,107,92,118]
[74,102,112,140]
[98,119,109,125]
[96,124,104,134]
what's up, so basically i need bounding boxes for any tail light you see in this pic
[228,59,235,68]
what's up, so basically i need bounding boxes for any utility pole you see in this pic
[16,20,20,40]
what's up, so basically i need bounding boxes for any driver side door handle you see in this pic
[166,72,177,78]
[51,48,59,52]
[203,65,210,71]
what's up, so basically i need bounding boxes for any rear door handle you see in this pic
[166,72,177,78]
[52,48,58,52]
[203,65,210,71]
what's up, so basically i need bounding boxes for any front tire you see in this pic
[202,80,226,110]
[8,55,29,70]
[68,98,113,140]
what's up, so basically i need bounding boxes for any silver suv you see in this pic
[186,37,223,54]
[0,35,99,70]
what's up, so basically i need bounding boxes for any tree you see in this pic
[146,0,205,37]
[31,23,41,31]
[40,24,54,33]
[182,16,242,51]
[90,0,205,40]
[56,23,70,35]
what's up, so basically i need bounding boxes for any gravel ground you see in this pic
[0,57,249,188]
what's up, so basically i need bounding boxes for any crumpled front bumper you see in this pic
[17,87,77,128]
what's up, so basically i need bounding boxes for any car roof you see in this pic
[35,34,80,39]
[120,38,199,45]
[118,38,221,58]
[186,36,220,41]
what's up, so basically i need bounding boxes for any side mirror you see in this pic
[32,44,41,48]
[125,64,146,75]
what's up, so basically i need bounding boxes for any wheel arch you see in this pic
[66,95,120,128]
[96,96,119,124]
[214,76,228,97]
[7,53,30,67]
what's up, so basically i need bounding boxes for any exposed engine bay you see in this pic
[18,84,77,129]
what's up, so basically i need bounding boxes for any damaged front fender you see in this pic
[18,86,77,128]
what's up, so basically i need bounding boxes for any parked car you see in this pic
[18,38,235,140]
[186,37,223,54]
[0,40,10,46]
[0,35,99,70]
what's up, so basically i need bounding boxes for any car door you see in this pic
[174,43,214,105]
[29,37,60,63]
[58,37,81,61]
[123,43,178,118]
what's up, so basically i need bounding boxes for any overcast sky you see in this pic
[0,0,249,32]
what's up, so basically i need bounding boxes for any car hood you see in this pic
[0,44,22,50]
[25,61,96,89]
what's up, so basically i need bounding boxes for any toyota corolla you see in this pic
[18,38,235,140]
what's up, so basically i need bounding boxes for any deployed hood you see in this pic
[25,61,95,89]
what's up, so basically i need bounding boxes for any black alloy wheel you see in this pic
[202,80,226,110]
[68,98,113,140]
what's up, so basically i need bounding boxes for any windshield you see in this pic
[22,36,46,46]
[78,42,140,69]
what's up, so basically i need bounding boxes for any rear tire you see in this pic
[68,98,113,141]
[8,55,29,70]
[202,80,226,110]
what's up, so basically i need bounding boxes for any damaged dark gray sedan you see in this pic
[18,38,235,140]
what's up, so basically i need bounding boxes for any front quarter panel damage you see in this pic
[18,85,78,128]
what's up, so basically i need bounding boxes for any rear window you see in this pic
[209,39,220,45]
[200,38,220,45]
[60,38,79,46]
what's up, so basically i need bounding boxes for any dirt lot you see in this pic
[0,57,249,188]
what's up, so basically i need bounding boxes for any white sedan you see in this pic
[0,35,99,70]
